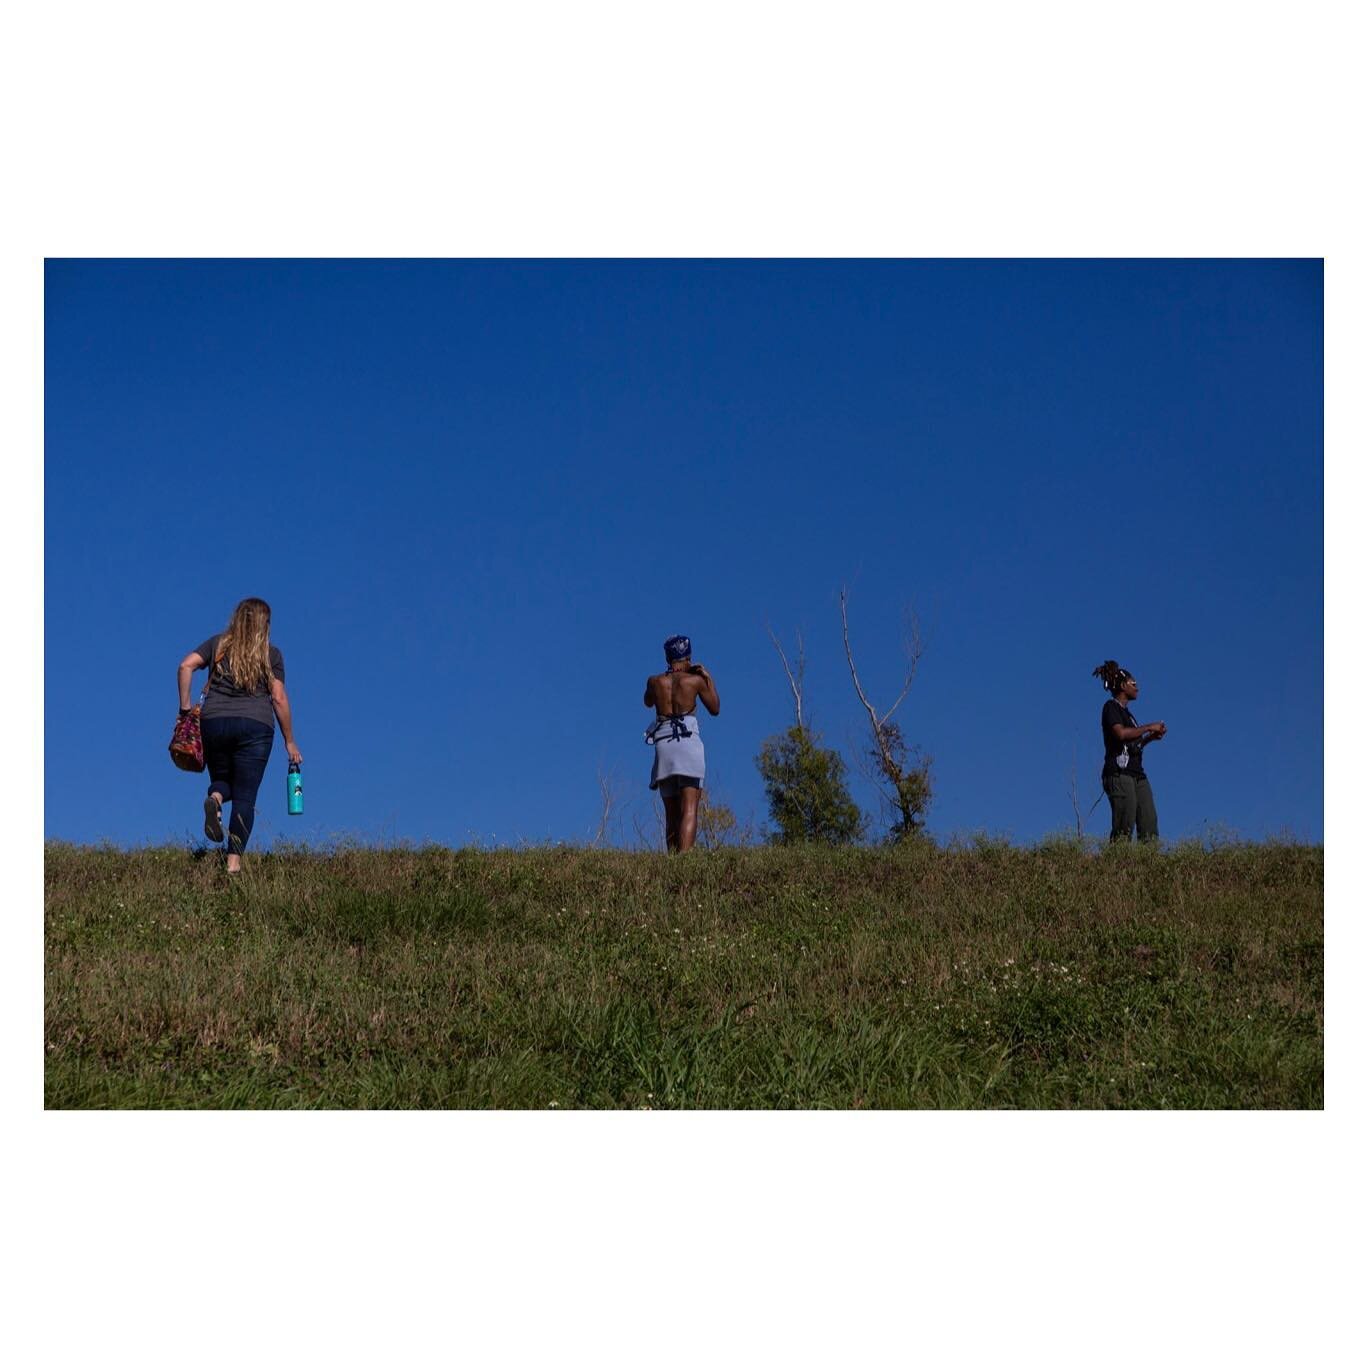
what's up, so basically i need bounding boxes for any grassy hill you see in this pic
[44,839,1323,1109]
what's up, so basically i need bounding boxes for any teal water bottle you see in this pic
[287,760,304,816]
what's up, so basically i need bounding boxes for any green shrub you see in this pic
[756,726,866,845]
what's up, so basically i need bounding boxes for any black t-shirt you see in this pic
[194,634,285,728]
[1101,699,1145,779]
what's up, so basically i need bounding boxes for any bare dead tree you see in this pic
[630,799,665,852]
[839,585,931,839]
[839,586,922,774]
[591,764,623,848]
[766,622,806,729]
[847,722,903,833]
[1069,746,1104,840]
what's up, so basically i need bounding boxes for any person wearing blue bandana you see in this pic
[643,634,721,852]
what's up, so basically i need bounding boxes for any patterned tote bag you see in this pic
[168,650,225,772]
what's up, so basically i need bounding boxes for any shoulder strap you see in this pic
[198,644,228,705]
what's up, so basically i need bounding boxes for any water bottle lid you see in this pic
[288,760,300,772]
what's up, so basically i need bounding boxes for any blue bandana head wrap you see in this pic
[663,634,692,663]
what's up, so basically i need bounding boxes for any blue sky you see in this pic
[44,259,1323,848]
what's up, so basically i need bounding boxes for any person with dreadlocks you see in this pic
[1092,660,1166,843]
[643,635,720,852]
[178,597,302,872]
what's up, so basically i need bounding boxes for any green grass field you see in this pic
[44,839,1323,1109]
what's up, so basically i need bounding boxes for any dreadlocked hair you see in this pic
[217,597,274,694]
[1091,660,1132,695]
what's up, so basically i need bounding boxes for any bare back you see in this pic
[645,664,720,718]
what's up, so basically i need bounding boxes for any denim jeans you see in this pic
[1103,772,1159,843]
[202,716,274,853]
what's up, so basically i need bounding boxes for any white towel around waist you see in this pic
[645,712,705,789]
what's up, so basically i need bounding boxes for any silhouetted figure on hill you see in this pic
[1093,660,1165,843]
[644,635,720,852]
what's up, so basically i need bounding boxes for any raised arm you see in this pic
[177,650,206,712]
[692,665,721,716]
[271,677,303,763]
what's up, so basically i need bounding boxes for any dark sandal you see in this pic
[203,796,224,843]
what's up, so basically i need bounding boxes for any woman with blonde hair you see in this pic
[177,598,301,872]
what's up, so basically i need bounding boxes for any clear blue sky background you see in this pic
[44,259,1323,849]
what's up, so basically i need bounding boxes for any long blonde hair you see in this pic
[217,597,274,693]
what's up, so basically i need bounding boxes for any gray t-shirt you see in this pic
[194,634,285,729]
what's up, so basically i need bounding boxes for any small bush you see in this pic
[756,726,866,846]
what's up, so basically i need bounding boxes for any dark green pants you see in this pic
[1104,773,1158,842]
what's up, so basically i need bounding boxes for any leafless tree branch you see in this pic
[840,585,931,838]
[592,764,622,848]
[839,587,881,739]
[630,810,654,852]
[629,797,665,852]
[1069,747,1105,840]
[766,621,806,729]
[880,607,923,727]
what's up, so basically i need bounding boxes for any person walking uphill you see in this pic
[177,598,302,872]
[1092,659,1165,843]
[644,635,720,853]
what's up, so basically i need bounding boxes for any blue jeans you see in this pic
[202,716,274,853]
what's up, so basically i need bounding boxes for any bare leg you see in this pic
[662,795,682,852]
[677,787,701,852]
[226,801,245,873]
